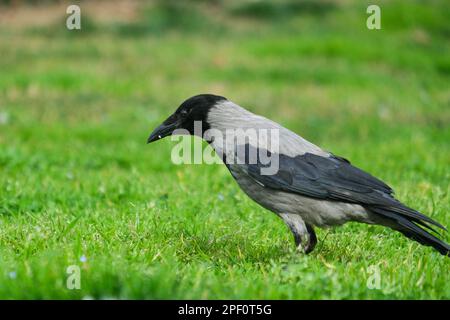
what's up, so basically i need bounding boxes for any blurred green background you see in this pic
[0,0,449,299]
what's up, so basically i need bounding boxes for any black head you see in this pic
[147,94,227,143]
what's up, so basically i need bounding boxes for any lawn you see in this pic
[0,0,449,299]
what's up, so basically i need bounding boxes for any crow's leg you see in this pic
[279,213,317,254]
[305,223,317,254]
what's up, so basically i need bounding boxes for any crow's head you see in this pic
[147,94,227,143]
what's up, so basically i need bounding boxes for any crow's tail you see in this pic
[370,206,450,256]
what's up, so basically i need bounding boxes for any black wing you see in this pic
[236,144,449,255]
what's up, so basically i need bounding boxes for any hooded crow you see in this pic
[148,94,449,256]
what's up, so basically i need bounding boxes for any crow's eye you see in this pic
[180,109,189,115]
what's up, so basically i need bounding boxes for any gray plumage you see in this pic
[148,94,450,256]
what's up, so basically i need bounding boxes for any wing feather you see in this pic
[238,144,445,231]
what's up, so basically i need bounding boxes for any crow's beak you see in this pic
[147,114,180,144]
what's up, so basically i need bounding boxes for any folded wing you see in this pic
[237,144,449,255]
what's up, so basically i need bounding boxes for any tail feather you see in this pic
[388,201,447,231]
[370,206,450,256]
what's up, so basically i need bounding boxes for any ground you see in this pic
[0,0,449,299]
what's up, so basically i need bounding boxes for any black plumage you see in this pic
[148,94,450,256]
[239,145,449,255]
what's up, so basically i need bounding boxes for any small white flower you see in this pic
[8,271,17,279]
[0,112,9,125]
[80,255,87,263]
[218,193,224,201]
[98,185,106,194]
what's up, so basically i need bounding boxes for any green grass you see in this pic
[0,0,449,299]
